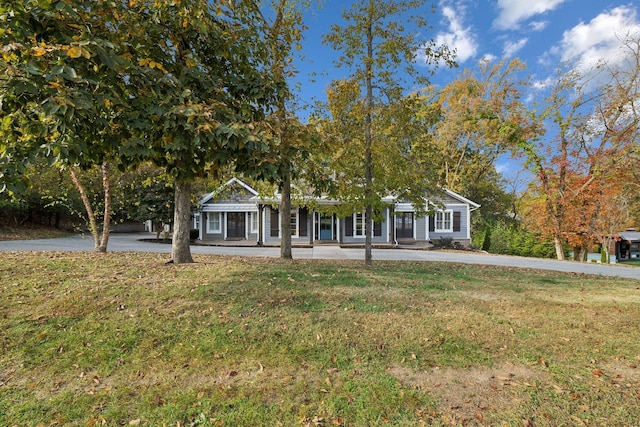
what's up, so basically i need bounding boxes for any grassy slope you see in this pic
[1,252,640,426]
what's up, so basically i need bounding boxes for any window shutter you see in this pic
[270,209,279,237]
[453,211,461,232]
[299,209,308,237]
[345,216,353,237]
[373,221,382,236]
[429,216,434,232]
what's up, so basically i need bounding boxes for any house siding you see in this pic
[263,205,312,244]
[428,204,471,244]
[196,178,479,247]
[340,208,391,244]
[200,210,259,242]
[264,206,279,244]
[415,216,427,241]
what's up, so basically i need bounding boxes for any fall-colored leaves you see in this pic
[521,36,640,261]
[66,46,91,59]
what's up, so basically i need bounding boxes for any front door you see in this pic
[319,214,333,240]
[227,212,246,239]
[396,212,414,239]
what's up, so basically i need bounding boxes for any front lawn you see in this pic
[1,252,639,426]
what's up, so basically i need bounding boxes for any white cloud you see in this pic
[552,6,640,74]
[529,21,548,32]
[532,77,553,90]
[433,3,478,64]
[494,0,568,30]
[503,38,528,57]
[481,53,498,63]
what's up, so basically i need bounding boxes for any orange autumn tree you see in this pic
[523,34,640,261]
[588,168,637,263]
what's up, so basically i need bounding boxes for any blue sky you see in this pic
[291,0,640,183]
[293,0,640,106]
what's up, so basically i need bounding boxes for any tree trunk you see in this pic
[600,242,609,263]
[363,2,374,267]
[280,164,293,259]
[171,179,194,264]
[572,244,588,262]
[97,162,111,253]
[69,168,101,251]
[553,235,565,260]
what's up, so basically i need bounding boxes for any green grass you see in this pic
[1,252,640,426]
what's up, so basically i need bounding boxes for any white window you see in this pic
[207,212,221,233]
[193,213,200,229]
[290,209,298,237]
[435,210,453,232]
[250,212,259,234]
[354,212,365,237]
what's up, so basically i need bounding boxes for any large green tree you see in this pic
[120,0,278,263]
[253,0,318,259]
[322,0,453,265]
[0,0,131,251]
[1,0,280,263]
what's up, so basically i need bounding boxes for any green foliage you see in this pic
[0,161,178,230]
[481,224,491,251]
[0,160,86,228]
[319,0,455,265]
[116,164,174,227]
[122,0,278,182]
[0,0,130,182]
[487,221,558,258]
[488,222,511,254]
[0,0,283,261]
[432,236,454,249]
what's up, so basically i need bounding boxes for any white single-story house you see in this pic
[193,178,480,247]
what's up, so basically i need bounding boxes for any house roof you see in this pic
[199,177,258,205]
[618,231,640,242]
[199,178,481,210]
[444,189,481,210]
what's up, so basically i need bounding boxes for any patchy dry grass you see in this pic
[1,252,640,426]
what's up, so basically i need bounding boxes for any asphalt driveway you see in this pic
[0,232,638,280]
